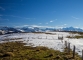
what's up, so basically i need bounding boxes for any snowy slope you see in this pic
[0,32,83,56]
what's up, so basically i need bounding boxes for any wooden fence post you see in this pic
[62,35,63,40]
[38,36,39,39]
[46,36,47,39]
[28,37,29,39]
[65,41,67,48]
[82,50,83,60]
[58,34,59,40]
[68,43,70,54]
[73,45,75,59]
[41,37,42,39]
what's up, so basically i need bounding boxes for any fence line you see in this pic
[65,41,83,60]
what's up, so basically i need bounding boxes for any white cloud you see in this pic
[60,22,63,23]
[0,18,9,21]
[5,15,31,20]
[64,24,67,25]
[16,25,55,28]
[24,18,30,19]
[39,23,42,24]
[55,24,68,29]
[55,26,64,29]
[0,6,5,10]
[74,27,79,28]
[0,14,3,16]
[51,11,56,14]
[46,23,48,24]
[50,20,53,22]
[72,16,79,19]
[23,25,29,26]
[32,25,42,27]
[54,11,56,12]
[55,19,57,20]
[27,25,55,28]
[5,15,22,18]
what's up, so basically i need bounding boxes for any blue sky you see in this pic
[0,0,83,28]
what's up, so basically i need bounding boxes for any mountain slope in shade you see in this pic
[0,26,21,34]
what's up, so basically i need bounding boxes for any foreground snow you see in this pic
[0,32,83,56]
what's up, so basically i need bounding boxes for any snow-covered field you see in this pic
[0,32,83,56]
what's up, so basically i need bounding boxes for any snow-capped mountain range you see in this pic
[0,26,83,34]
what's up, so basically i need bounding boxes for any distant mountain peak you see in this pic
[0,26,83,34]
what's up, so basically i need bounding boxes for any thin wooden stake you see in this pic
[73,45,75,59]
[65,41,67,48]
[68,43,70,54]
[46,36,47,39]
[82,50,83,60]
[28,37,29,39]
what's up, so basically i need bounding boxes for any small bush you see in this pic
[0,53,3,57]
[3,52,14,57]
